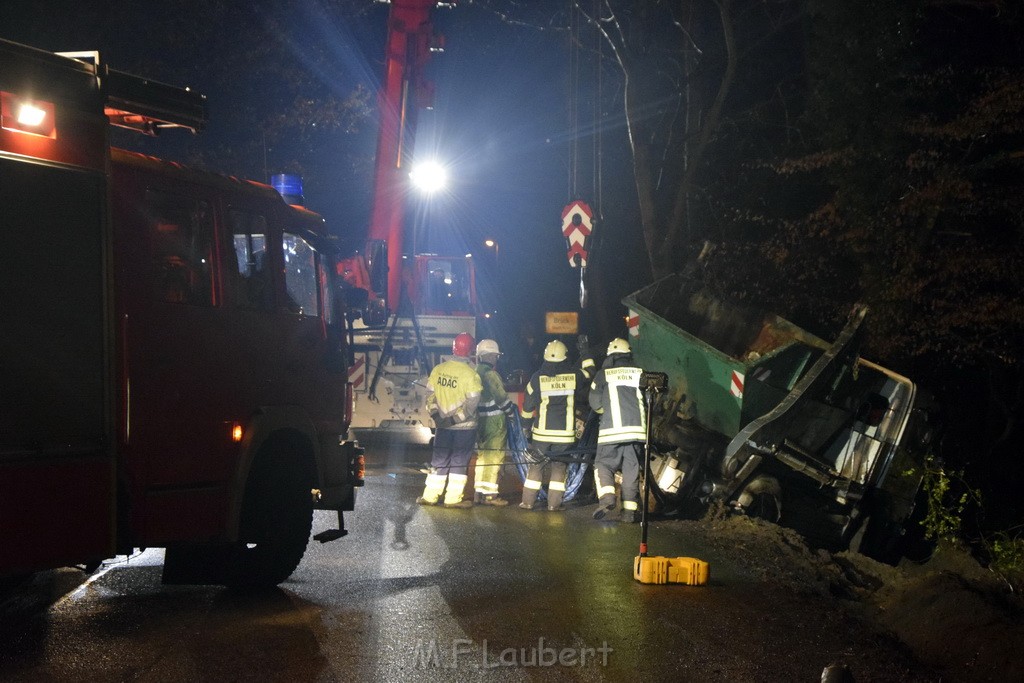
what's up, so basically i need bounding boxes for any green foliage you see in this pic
[918,455,978,543]
[917,456,1024,590]
[988,531,1024,591]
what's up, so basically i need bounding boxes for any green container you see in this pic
[624,275,832,438]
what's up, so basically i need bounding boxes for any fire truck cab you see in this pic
[0,38,363,587]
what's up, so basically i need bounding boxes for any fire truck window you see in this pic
[146,192,214,306]
[229,210,271,310]
[283,232,319,317]
[425,259,470,313]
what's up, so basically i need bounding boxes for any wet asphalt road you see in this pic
[0,444,935,682]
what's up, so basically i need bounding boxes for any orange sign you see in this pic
[545,311,579,335]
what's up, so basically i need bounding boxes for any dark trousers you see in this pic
[593,441,643,507]
[431,428,477,476]
[521,441,572,509]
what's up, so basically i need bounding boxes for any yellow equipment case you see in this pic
[634,555,710,585]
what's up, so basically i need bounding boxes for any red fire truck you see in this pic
[0,38,363,587]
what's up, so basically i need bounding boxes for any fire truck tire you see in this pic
[224,450,314,588]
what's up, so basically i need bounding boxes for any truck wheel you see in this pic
[852,490,935,565]
[736,477,782,524]
[224,455,313,588]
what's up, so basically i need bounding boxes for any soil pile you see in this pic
[697,514,1024,681]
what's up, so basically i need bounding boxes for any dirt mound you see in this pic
[696,515,1024,681]
[863,548,1024,681]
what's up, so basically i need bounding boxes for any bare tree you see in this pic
[575,0,802,278]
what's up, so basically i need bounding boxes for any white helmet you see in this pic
[543,340,568,362]
[606,338,630,355]
[476,339,501,357]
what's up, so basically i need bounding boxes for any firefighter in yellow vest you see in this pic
[418,332,483,508]
[589,337,647,523]
[519,339,594,511]
[473,339,517,505]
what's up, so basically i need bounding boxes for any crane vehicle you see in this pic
[339,0,479,447]
[0,38,363,587]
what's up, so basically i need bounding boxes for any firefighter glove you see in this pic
[525,447,546,464]
[577,334,590,355]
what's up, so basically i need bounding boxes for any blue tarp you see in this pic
[505,411,597,503]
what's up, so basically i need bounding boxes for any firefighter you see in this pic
[418,332,483,508]
[519,339,593,511]
[473,339,517,506]
[589,337,646,523]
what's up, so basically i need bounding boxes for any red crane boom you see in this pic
[369,0,441,309]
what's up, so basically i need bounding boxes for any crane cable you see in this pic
[566,1,605,310]
[568,0,580,202]
[566,0,604,213]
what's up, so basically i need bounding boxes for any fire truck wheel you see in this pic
[224,453,314,588]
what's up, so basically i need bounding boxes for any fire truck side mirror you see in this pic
[343,286,369,312]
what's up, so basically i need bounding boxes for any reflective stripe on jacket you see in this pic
[426,357,482,430]
[476,362,512,417]
[589,354,646,443]
[521,358,591,444]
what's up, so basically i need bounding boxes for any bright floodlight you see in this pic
[410,160,447,193]
[17,102,47,127]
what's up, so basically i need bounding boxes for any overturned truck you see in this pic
[626,274,937,563]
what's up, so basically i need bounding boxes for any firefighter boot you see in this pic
[482,495,509,507]
[418,471,447,505]
[592,465,618,519]
[520,467,543,510]
[592,497,617,520]
[547,463,568,511]
[620,500,640,523]
[547,484,565,511]
[442,473,472,508]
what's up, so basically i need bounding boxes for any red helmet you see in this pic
[452,332,475,357]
